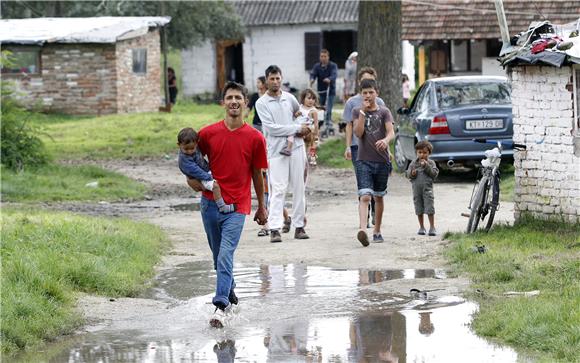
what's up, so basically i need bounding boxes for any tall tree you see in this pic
[357,1,402,115]
[0,1,244,49]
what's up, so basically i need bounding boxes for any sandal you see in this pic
[257,229,269,237]
[282,217,291,233]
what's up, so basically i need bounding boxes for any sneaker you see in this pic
[294,227,309,239]
[270,229,282,243]
[209,304,233,328]
[372,233,384,243]
[257,228,269,237]
[417,227,426,235]
[282,217,292,233]
[428,227,437,236]
[357,230,370,247]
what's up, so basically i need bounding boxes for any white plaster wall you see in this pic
[482,57,507,77]
[510,66,580,223]
[402,40,416,90]
[181,41,216,96]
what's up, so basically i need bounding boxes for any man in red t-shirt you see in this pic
[187,82,268,328]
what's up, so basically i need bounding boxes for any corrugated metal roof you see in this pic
[0,16,171,45]
[232,1,357,26]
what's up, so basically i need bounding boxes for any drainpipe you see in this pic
[493,0,511,56]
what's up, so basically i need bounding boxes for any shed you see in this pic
[499,19,580,223]
[0,16,170,115]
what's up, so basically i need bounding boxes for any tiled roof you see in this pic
[402,0,580,40]
[232,0,579,40]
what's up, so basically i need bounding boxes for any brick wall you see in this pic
[115,28,161,113]
[510,66,580,223]
[9,43,118,114]
[6,28,161,115]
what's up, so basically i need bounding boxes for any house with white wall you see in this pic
[500,20,580,223]
[182,1,415,97]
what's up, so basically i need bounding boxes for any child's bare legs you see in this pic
[358,194,371,230]
[280,136,294,156]
[372,196,383,234]
[417,214,425,229]
[212,181,235,213]
[427,214,436,235]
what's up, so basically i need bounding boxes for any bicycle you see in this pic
[465,138,526,233]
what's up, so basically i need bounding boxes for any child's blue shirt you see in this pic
[178,150,212,181]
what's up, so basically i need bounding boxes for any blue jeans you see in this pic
[200,196,246,308]
[319,92,335,125]
[355,160,392,197]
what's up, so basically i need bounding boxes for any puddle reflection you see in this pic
[12,263,522,363]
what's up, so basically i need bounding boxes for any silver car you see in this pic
[394,76,513,170]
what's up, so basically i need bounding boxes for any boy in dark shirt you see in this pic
[352,79,395,246]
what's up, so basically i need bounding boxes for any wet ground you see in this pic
[14,262,522,363]
[10,157,526,362]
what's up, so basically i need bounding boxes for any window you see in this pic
[1,48,40,74]
[451,40,468,72]
[132,48,147,73]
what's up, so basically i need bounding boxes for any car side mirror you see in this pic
[397,107,410,115]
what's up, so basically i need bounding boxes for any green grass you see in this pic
[1,164,146,202]
[445,218,580,362]
[317,136,351,169]
[31,102,222,160]
[0,208,169,354]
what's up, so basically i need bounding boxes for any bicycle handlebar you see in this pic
[472,138,526,150]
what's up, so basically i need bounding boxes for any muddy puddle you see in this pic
[13,262,523,362]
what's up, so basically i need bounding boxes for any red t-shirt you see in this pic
[198,120,268,215]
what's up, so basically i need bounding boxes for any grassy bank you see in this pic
[1,164,146,202]
[0,208,169,354]
[445,218,580,362]
[31,102,222,160]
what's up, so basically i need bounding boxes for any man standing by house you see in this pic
[256,65,311,243]
[310,49,338,136]
[187,81,268,328]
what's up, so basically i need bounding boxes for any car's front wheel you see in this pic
[394,136,410,171]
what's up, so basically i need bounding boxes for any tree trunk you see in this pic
[357,1,402,115]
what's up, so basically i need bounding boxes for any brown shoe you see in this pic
[282,217,291,233]
[294,227,309,239]
[270,229,282,243]
[357,230,370,247]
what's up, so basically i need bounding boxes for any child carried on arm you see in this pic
[177,127,235,213]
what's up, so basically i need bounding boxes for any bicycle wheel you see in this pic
[466,176,488,233]
[483,174,500,231]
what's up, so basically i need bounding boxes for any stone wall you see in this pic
[9,43,118,115]
[115,28,161,113]
[510,66,580,223]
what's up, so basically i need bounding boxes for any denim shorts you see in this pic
[355,160,392,197]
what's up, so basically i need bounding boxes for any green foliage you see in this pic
[1,164,146,202]
[1,52,49,171]
[445,218,580,362]
[0,208,169,354]
[0,1,245,49]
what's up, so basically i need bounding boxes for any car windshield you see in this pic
[435,82,511,109]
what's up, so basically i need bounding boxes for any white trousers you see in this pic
[268,147,307,230]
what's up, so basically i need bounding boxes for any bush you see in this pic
[1,52,49,171]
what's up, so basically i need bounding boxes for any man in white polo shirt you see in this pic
[256,65,311,243]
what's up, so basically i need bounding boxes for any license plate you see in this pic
[465,119,504,130]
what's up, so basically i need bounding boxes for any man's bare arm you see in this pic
[251,168,268,225]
